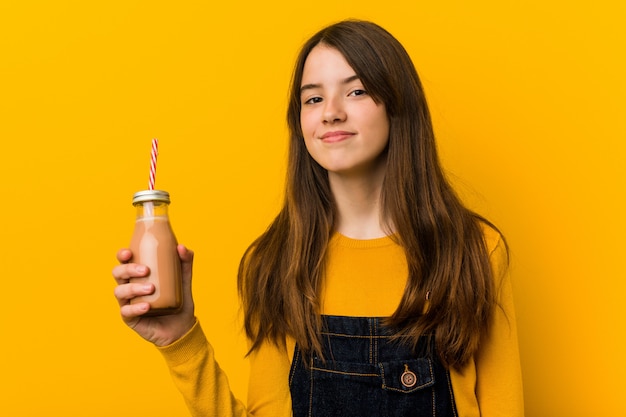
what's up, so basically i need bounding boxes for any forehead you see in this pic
[301,45,357,84]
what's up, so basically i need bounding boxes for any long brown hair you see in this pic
[238,20,503,369]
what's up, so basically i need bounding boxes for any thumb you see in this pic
[177,244,195,315]
[177,244,194,279]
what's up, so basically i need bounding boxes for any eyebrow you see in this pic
[300,74,361,95]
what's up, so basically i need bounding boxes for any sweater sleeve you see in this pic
[474,234,525,417]
[157,320,248,417]
[157,320,293,417]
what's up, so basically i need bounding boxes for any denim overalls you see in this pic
[289,315,457,417]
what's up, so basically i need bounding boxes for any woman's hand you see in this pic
[112,244,196,347]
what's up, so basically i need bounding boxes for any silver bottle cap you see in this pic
[132,190,171,205]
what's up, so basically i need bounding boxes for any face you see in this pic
[299,45,390,178]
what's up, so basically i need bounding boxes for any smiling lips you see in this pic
[320,131,355,143]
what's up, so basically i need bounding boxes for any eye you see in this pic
[349,89,368,97]
[303,96,323,105]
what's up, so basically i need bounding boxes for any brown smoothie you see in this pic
[129,215,182,315]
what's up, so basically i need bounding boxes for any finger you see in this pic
[116,248,133,263]
[114,282,155,305]
[120,302,151,319]
[112,263,149,285]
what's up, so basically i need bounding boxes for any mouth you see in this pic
[320,131,354,143]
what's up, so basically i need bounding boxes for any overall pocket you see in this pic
[379,358,435,393]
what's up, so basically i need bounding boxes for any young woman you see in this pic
[113,20,524,417]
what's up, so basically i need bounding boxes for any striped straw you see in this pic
[149,138,158,190]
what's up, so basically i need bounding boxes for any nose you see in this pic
[322,97,346,124]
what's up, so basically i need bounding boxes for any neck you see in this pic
[329,166,390,239]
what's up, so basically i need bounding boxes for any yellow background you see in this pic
[1,1,624,416]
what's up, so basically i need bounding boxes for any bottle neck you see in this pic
[135,201,170,219]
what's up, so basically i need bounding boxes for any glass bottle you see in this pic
[129,190,183,316]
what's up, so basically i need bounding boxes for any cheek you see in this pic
[299,116,315,154]
[376,113,390,145]
[300,113,315,140]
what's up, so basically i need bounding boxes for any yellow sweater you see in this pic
[158,226,524,416]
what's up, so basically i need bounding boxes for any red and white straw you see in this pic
[148,138,159,190]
